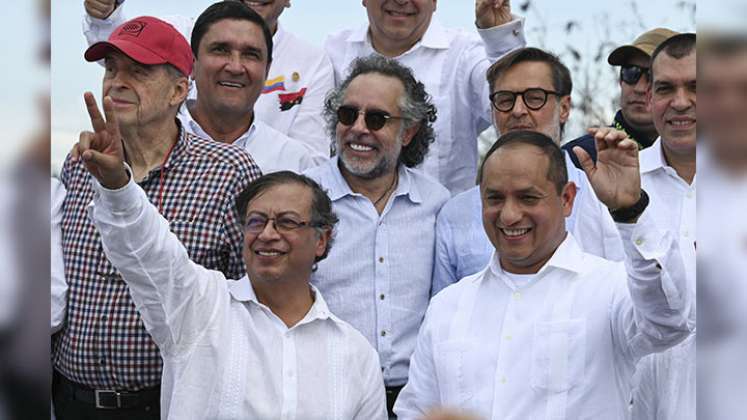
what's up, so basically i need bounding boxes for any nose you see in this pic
[671,87,694,111]
[499,199,523,227]
[633,75,649,93]
[256,219,281,241]
[224,52,244,74]
[349,110,370,134]
[511,97,529,117]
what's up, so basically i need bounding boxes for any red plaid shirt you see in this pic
[53,127,261,390]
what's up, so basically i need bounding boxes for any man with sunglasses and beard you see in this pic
[304,55,450,419]
[563,28,678,170]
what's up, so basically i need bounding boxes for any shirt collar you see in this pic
[229,275,333,323]
[640,137,666,174]
[321,157,423,204]
[347,20,450,52]
[179,100,256,146]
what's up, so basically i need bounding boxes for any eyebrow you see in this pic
[246,210,304,218]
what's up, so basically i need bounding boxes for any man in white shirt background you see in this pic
[304,55,450,418]
[177,1,326,174]
[630,32,696,420]
[432,47,624,295]
[70,95,387,417]
[83,0,335,154]
[395,129,692,419]
[325,0,526,195]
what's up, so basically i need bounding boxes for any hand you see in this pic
[573,127,641,210]
[420,408,481,420]
[84,0,117,20]
[72,92,129,189]
[475,0,512,29]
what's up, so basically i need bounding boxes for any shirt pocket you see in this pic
[433,339,473,407]
[530,319,587,393]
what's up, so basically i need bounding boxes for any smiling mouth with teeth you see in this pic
[255,250,284,256]
[501,228,531,237]
[349,143,375,152]
[218,81,245,88]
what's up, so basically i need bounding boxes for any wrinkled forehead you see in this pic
[247,182,314,216]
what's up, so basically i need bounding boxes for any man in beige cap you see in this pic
[563,28,678,169]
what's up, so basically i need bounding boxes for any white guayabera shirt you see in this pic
[395,212,692,420]
[89,173,387,420]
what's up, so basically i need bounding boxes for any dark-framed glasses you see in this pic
[336,105,407,131]
[244,214,316,235]
[489,88,559,112]
[620,65,650,85]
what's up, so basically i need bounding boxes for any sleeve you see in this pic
[286,53,336,156]
[51,178,67,334]
[630,355,657,420]
[572,174,625,262]
[89,169,230,356]
[431,211,458,297]
[393,307,441,420]
[610,210,693,365]
[353,346,388,420]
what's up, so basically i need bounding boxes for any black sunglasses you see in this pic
[620,65,650,85]
[336,105,407,131]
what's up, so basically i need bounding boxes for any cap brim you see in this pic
[84,39,167,66]
[607,46,649,66]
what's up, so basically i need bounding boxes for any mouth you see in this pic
[384,9,416,18]
[499,227,532,239]
[218,81,246,89]
[666,116,696,129]
[245,0,272,7]
[109,97,135,106]
[253,249,286,257]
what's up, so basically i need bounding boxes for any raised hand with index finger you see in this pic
[74,92,129,189]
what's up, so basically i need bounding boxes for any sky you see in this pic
[49,0,695,172]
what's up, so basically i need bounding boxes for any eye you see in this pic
[211,45,229,54]
[245,216,267,232]
[276,217,303,230]
[521,195,540,204]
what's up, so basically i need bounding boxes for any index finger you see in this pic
[84,92,106,133]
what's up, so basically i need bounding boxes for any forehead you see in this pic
[652,51,696,84]
[247,183,313,215]
[482,144,554,191]
[201,19,266,50]
[342,72,405,111]
[495,61,554,90]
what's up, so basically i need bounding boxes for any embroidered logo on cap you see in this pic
[119,21,147,37]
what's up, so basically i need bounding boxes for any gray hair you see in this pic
[323,55,437,167]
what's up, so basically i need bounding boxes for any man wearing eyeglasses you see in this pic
[432,47,624,295]
[563,28,679,170]
[304,55,450,419]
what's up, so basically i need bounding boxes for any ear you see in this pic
[558,95,571,125]
[560,181,577,218]
[315,228,331,259]
[401,122,420,147]
[170,76,190,107]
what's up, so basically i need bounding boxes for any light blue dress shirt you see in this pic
[432,152,624,295]
[305,158,450,386]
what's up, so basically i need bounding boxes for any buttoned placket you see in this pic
[371,194,396,378]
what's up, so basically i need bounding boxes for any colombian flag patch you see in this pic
[263,76,285,94]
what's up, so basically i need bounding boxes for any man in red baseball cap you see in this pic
[52,15,261,419]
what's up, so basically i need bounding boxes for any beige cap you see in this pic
[607,28,679,65]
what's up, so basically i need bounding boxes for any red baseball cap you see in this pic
[84,16,193,77]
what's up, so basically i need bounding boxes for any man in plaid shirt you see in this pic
[52,16,261,419]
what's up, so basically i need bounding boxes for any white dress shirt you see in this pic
[630,138,696,420]
[431,152,624,295]
[83,6,334,154]
[395,211,692,420]
[89,174,387,420]
[324,19,526,195]
[304,158,450,386]
[51,178,67,333]
[178,102,327,174]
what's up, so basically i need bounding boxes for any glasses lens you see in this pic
[523,88,549,110]
[275,217,303,232]
[337,106,358,126]
[621,65,647,85]
[364,111,389,131]
[492,92,516,112]
[245,216,267,233]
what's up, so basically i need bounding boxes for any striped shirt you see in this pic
[53,125,261,390]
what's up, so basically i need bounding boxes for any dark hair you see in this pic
[236,171,339,262]
[192,1,273,68]
[486,47,572,137]
[650,33,696,79]
[478,130,568,194]
[324,55,437,168]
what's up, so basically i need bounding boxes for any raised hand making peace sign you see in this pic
[72,92,129,189]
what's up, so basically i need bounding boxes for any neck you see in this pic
[120,118,180,181]
[251,276,314,328]
[662,144,696,185]
[189,100,254,144]
[340,162,399,213]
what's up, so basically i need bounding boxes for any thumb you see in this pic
[573,146,595,178]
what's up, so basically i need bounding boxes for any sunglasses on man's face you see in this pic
[620,65,650,85]
[336,105,407,131]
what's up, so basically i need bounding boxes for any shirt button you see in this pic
[513,28,520,36]
[683,231,689,238]
[381,330,387,337]
[512,292,521,300]
[635,238,644,246]
[501,376,507,384]
[379,294,385,300]
[379,257,384,263]
[687,191,694,199]
[505,335,512,341]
